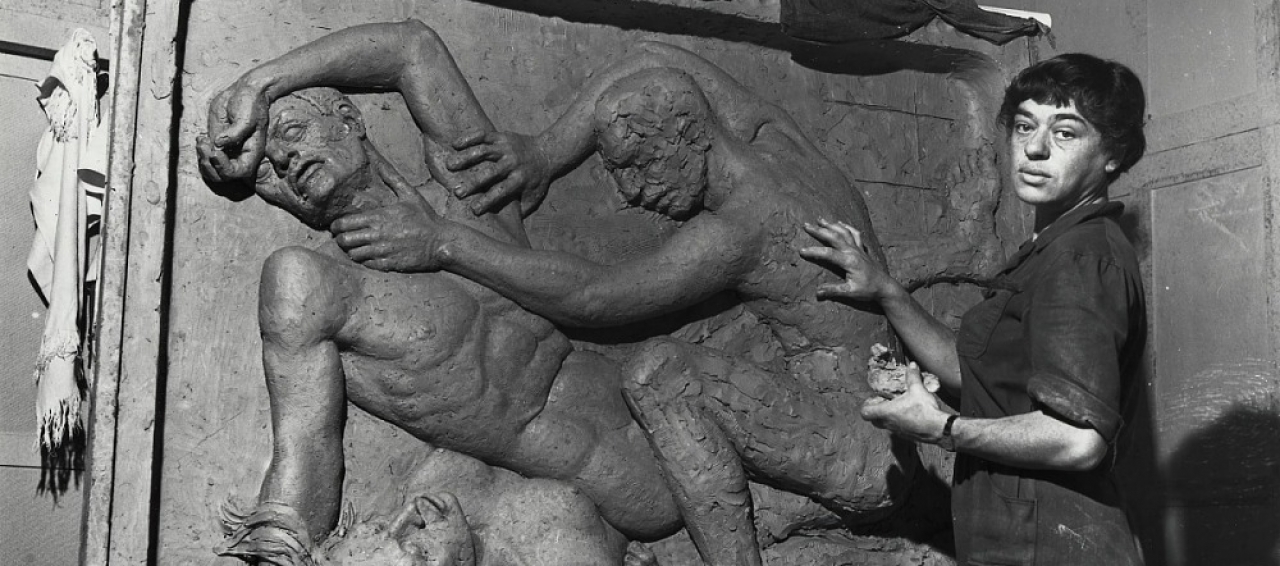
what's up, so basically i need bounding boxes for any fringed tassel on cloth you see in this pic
[35,332,82,449]
[28,28,107,452]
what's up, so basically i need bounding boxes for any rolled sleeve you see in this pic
[1024,251,1135,442]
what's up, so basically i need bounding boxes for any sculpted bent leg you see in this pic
[256,246,359,542]
[626,379,758,566]
[624,338,908,564]
[500,350,683,540]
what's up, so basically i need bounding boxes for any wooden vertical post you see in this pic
[82,0,182,562]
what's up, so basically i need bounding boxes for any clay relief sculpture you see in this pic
[197,20,911,566]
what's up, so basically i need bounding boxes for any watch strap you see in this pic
[939,414,959,452]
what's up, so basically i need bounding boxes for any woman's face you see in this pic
[1008,99,1118,217]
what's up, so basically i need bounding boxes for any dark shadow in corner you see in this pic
[1112,352,1163,565]
[204,178,257,203]
[1115,205,1149,260]
[1165,403,1280,566]
[843,439,956,558]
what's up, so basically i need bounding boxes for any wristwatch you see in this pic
[937,414,959,452]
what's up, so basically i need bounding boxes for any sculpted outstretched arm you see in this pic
[430,214,757,327]
[251,20,491,139]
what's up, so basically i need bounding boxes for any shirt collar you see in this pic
[999,201,1124,276]
[1031,201,1124,252]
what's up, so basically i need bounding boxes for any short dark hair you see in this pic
[998,53,1146,178]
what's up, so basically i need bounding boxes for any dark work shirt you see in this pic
[951,201,1146,566]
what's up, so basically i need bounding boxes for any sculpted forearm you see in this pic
[950,411,1108,471]
[244,22,420,98]
[440,223,734,328]
[439,227,614,327]
[243,20,492,142]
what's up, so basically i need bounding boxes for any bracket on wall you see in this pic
[0,39,110,71]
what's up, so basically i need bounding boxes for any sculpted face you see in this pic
[324,495,475,566]
[258,89,371,229]
[594,70,712,221]
[598,122,708,220]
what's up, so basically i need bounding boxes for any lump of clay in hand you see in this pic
[866,343,940,397]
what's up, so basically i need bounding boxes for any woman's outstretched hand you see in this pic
[798,218,899,303]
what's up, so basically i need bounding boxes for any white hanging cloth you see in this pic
[28,28,107,451]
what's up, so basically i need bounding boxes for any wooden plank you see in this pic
[1261,122,1280,419]
[81,0,144,563]
[1125,129,1266,193]
[1256,0,1279,90]
[81,0,182,562]
[1142,88,1280,155]
[105,0,182,560]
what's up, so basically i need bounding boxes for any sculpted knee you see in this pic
[259,246,351,347]
[623,338,697,404]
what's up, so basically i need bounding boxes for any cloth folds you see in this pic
[780,0,1047,45]
[28,28,107,451]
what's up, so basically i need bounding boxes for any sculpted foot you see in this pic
[218,501,319,566]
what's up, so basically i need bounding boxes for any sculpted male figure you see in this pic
[330,42,910,566]
[196,21,681,554]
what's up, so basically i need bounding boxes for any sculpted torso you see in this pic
[260,236,676,540]
[319,246,569,448]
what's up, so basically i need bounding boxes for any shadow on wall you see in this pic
[1113,352,1162,564]
[1163,362,1280,566]
[38,427,84,500]
[1115,205,1149,260]
[472,0,999,78]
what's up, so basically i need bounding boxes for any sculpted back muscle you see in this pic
[721,157,880,353]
